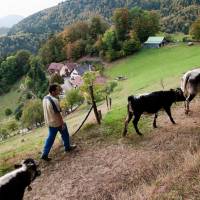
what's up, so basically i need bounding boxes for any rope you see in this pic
[73,105,94,135]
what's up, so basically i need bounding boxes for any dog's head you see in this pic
[15,158,41,182]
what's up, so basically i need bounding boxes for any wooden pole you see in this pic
[89,85,101,124]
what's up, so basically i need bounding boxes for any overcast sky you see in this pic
[0,0,64,18]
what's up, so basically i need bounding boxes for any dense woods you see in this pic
[39,8,159,63]
[0,0,200,57]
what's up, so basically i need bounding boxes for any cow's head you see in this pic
[172,88,186,102]
[15,158,41,186]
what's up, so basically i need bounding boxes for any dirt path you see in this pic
[24,100,200,200]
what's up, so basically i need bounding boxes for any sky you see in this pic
[0,0,64,18]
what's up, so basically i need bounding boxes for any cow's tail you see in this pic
[127,95,135,113]
[181,72,190,94]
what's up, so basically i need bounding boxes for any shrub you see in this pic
[182,37,192,42]
[21,99,44,128]
[65,89,84,111]
[5,108,12,116]
[5,120,18,131]
[0,128,9,141]
[122,39,141,56]
[104,50,118,62]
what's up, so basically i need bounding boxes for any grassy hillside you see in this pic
[106,43,200,103]
[103,43,200,136]
[1,43,200,174]
[0,81,22,121]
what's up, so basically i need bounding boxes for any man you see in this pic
[41,84,76,161]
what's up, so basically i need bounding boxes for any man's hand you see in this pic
[61,123,66,130]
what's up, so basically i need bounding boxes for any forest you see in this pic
[0,0,200,57]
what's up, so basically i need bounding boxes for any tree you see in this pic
[25,56,48,98]
[122,31,141,55]
[80,71,104,103]
[65,89,84,111]
[0,56,17,85]
[21,99,44,128]
[102,28,119,50]
[49,73,64,84]
[89,16,108,40]
[39,35,65,65]
[190,18,200,40]
[66,39,86,61]
[60,99,70,115]
[62,21,89,43]
[130,7,160,42]
[112,8,130,41]
[15,50,31,74]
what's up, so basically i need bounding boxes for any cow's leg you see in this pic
[185,94,195,114]
[185,100,189,114]
[122,107,133,137]
[164,107,175,124]
[133,113,142,136]
[153,113,158,128]
[184,100,187,113]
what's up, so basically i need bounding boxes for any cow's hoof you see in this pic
[153,124,157,128]
[137,133,143,136]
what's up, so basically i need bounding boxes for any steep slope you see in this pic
[24,101,200,199]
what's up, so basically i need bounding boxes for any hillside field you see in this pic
[1,43,200,199]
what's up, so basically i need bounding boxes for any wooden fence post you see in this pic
[89,85,101,124]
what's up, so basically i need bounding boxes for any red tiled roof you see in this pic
[48,63,64,71]
[65,63,77,72]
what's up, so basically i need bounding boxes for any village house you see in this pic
[60,62,78,77]
[48,62,78,77]
[70,64,91,80]
[144,36,167,48]
[70,64,92,88]
[48,63,64,74]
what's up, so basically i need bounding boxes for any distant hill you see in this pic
[0,27,10,36]
[0,0,200,58]
[0,15,24,28]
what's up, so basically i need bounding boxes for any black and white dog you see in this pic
[0,158,41,200]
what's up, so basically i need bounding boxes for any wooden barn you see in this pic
[144,36,166,48]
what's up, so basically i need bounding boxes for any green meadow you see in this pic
[105,44,200,107]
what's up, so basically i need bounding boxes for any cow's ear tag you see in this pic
[14,164,22,169]
[27,186,32,191]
